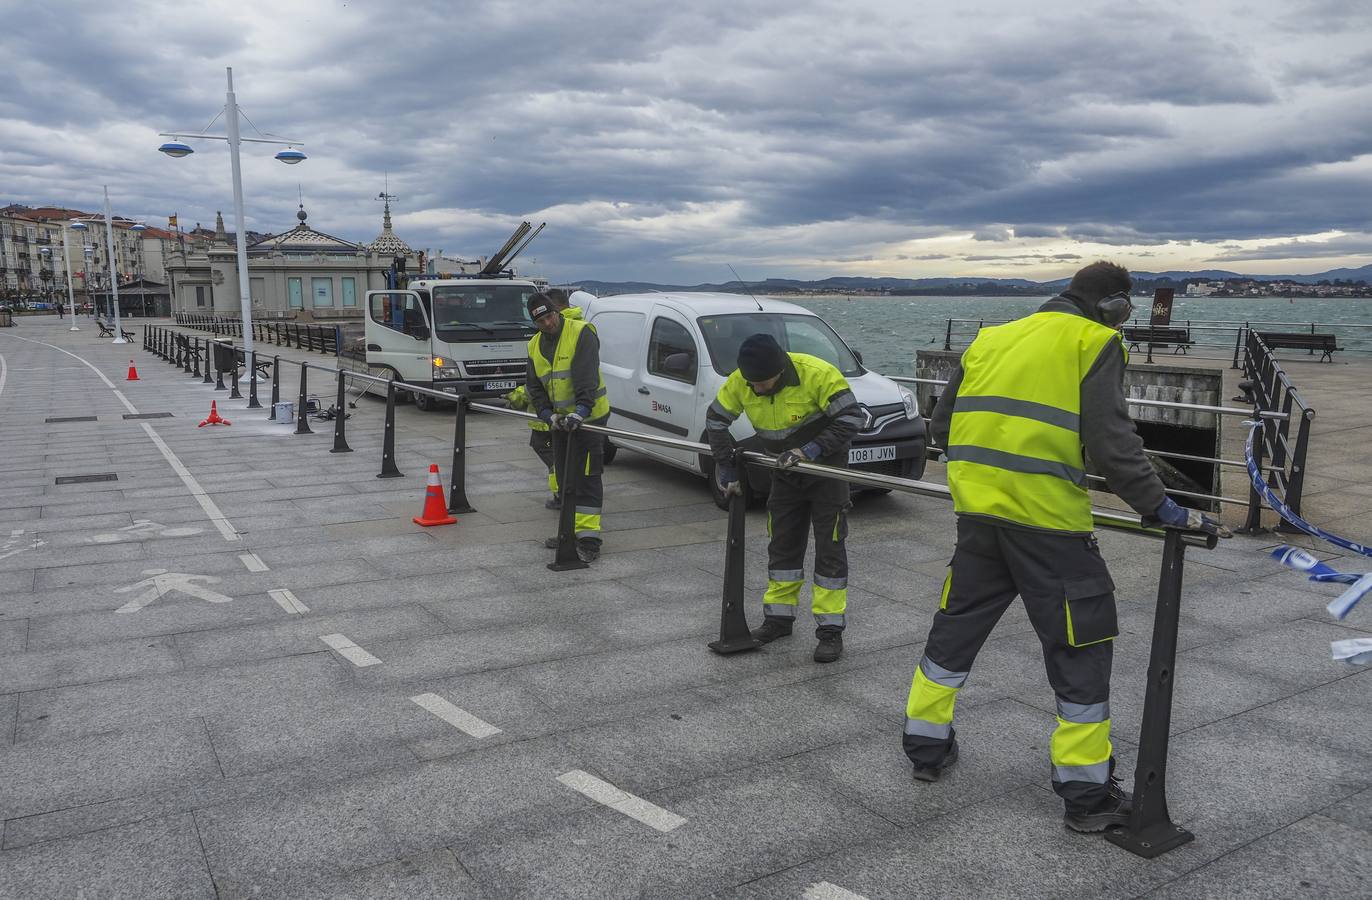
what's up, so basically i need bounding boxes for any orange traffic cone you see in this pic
[413,464,457,526]
[126,360,140,381]
[198,400,232,428]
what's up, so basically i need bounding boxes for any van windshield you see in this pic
[430,285,537,338]
[696,313,863,377]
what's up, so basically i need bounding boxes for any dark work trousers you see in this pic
[902,516,1119,812]
[529,428,557,494]
[551,422,605,543]
[763,458,851,636]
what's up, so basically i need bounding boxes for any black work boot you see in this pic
[911,740,959,783]
[544,536,561,549]
[544,495,561,510]
[576,538,601,563]
[813,626,844,663]
[750,616,793,644]
[1064,775,1134,833]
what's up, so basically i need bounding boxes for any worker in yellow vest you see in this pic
[524,292,610,563]
[902,261,1230,833]
[503,385,559,509]
[707,333,865,663]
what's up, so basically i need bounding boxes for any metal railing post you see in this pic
[294,361,312,435]
[1105,528,1200,858]
[229,353,243,400]
[1276,407,1314,534]
[329,369,352,453]
[548,429,588,571]
[246,350,262,409]
[377,380,402,477]
[708,471,761,655]
[214,342,226,391]
[943,319,953,351]
[269,355,281,418]
[447,396,476,513]
[201,338,213,384]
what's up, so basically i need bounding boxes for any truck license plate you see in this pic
[483,380,517,391]
[849,444,897,464]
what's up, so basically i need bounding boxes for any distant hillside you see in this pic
[577,262,1372,296]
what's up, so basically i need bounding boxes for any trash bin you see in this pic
[0,309,13,327]
[212,339,236,371]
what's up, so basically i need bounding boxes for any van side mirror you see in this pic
[663,352,693,375]
[411,325,429,341]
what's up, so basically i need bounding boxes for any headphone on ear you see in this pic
[1096,290,1134,328]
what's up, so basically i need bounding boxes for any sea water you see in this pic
[773,294,1372,376]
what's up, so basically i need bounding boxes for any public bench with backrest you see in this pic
[1122,325,1193,354]
[233,346,275,381]
[96,320,115,337]
[1255,331,1341,362]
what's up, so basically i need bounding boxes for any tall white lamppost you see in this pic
[101,187,127,343]
[60,221,80,330]
[158,66,306,361]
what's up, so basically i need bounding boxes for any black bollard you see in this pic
[329,369,352,453]
[214,344,226,391]
[294,362,313,435]
[377,381,402,477]
[183,337,193,374]
[201,338,213,384]
[246,350,262,409]
[547,429,588,571]
[447,396,475,513]
[1104,528,1212,859]
[229,356,243,399]
[191,337,202,379]
[708,476,761,655]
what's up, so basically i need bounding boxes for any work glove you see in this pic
[777,443,820,469]
[716,463,742,497]
[1153,497,1233,539]
[537,408,554,425]
[561,412,584,431]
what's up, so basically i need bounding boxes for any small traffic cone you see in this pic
[198,400,232,428]
[126,360,140,381]
[413,464,457,526]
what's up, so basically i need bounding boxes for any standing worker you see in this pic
[901,261,1230,832]
[706,333,865,663]
[503,384,560,509]
[524,292,609,563]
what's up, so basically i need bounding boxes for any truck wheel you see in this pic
[413,389,438,412]
[602,439,618,465]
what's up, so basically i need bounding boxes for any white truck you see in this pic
[581,292,928,507]
[342,279,540,409]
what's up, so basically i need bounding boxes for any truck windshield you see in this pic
[431,285,537,337]
[696,313,863,377]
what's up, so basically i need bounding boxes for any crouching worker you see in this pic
[504,385,560,509]
[706,333,864,663]
[901,260,1230,833]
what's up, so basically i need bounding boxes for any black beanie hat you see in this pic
[737,333,786,381]
[527,293,555,321]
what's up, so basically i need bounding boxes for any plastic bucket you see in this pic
[273,401,295,423]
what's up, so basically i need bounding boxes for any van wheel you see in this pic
[413,389,438,412]
[602,439,618,465]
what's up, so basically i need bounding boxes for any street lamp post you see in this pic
[158,66,306,360]
[102,186,126,343]
[59,223,79,330]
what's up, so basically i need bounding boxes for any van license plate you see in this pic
[850,445,897,464]
[483,380,517,391]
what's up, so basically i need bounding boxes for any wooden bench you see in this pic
[121,326,136,342]
[1256,331,1341,362]
[1123,325,1193,354]
[232,347,275,381]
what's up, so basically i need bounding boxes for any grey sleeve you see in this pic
[808,390,863,456]
[930,363,964,452]
[571,328,602,414]
[1080,341,1168,516]
[525,360,551,414]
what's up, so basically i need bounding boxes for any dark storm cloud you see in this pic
[2,0,1370,281]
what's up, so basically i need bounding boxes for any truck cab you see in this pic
[346,279,538,409]
[582,292,927,507]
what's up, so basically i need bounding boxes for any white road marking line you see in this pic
[556,770,686,833]
[803,883,870,900]
[269,588,308,614]
[239,552,269,572]
[140,423,239,542]
[410,693,501,738]
[319,632,381,667]
[0,333,241,542]
[0,352,7,399]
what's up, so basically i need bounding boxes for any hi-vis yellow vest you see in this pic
[946,311,1125,533]
[527,316,610,419]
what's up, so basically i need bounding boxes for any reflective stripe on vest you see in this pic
[946,311,1123,533]
[527,317,610,419]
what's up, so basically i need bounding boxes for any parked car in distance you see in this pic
[581,292,927,508]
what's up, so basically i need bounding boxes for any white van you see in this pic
[582,292,927,507]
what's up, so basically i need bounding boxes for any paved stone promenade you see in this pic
[1,317,1369,899]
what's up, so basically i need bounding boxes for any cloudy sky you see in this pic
[2,0,1370,283]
